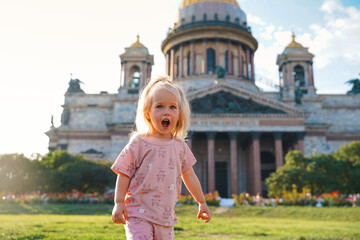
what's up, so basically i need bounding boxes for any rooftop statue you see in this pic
[66,78,84,94]
[346,74,360,95]
[215,65,226,79]
[294,80,303,105]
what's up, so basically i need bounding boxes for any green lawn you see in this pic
[0,204,360,239]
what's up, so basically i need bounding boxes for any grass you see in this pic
[0,204,360,239]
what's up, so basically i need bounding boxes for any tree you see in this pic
[0,151,116,194]
[266,141,360,197]
[0,154,43,193]
[306,153,343,195]
[332,141,360,193]
[39,150,115,193]
[266,151,310,197]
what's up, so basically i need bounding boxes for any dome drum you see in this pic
[162,36,256,84]
[162,0,258,87]
[174,1,248,33]
[162,25,258,54]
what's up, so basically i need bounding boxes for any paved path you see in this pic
[214,207,231,214]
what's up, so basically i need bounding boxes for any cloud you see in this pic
[310,0,360,68]
[320,0,343,14]
[247,14,266,25]
[260,25,276,40]
[254,29,293,82]
[253,0,360,85]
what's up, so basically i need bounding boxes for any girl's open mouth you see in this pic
[162,119,170,128]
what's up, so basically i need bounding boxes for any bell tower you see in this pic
[276,34,316,101]
[119,35,154,94]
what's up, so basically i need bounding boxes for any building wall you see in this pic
[69,108,112,130]
[66,139,111,159]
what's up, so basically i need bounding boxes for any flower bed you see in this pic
[178,191,221,206]
[1,190,221,206]
[2,189,359,207]
[232,186,360,207]
[0,191,114,204]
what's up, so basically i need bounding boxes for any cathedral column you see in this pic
[246,48,250,79]
[251,132,261,195]
[296,132,305,155]
[238,44,243,77]
[215,39,220,66]
[165,52,170,76]
[250,51,255,81]
[202,39,207,74]
[147,63,151,82]
[288,61,294,86]
[229,132,238,195]
[190,41,195,75]
[308,62,314,86]
[170,49,175,79]
[207,132,216,193]
[282,64,287,86]
[274,132,284,169]
[227,40,232,75]
[179,45,184,78]
[141,61,146,86]
[123,62,128,87]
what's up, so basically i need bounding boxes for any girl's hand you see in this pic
[197,202,211,223]
[112,202,128,224]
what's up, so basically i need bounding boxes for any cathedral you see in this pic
[46,0,360,197]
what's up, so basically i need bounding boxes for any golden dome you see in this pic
[286,33,303,48]
[180,0,239,9]
[130,35,145,48]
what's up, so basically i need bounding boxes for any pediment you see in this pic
[188,82,307,116]
[191,91,285,114]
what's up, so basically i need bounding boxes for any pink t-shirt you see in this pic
[111,135,196,227]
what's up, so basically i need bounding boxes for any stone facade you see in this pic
[46,0,360,197]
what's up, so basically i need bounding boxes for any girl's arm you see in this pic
[112,173,130,224]
[182,167,211,223]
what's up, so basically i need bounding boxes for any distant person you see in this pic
[255,192,264,206]
[111,76,211,239]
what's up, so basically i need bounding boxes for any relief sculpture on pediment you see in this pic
[190,91,285,114]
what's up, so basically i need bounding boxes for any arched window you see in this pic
[130,66,141,88]
[294,65,305,87]
[207,48,215,74]
[279,71,284,87]
[187,51,191,76]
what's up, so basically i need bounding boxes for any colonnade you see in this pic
[165,39,255,80]
[187,131,305,196]
[121,61,152,88]
[280,61,314,88]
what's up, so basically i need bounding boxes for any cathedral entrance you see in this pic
[260,151,276,196]
[215,162,228,197]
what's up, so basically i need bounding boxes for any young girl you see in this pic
[111,76,211,239]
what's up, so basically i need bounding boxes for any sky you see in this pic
[0,0,359,158]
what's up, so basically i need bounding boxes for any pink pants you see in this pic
[124,217,175,240]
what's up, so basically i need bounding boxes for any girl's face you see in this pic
[147,89,180,138]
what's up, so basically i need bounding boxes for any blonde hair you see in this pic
[133,76,190,140]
